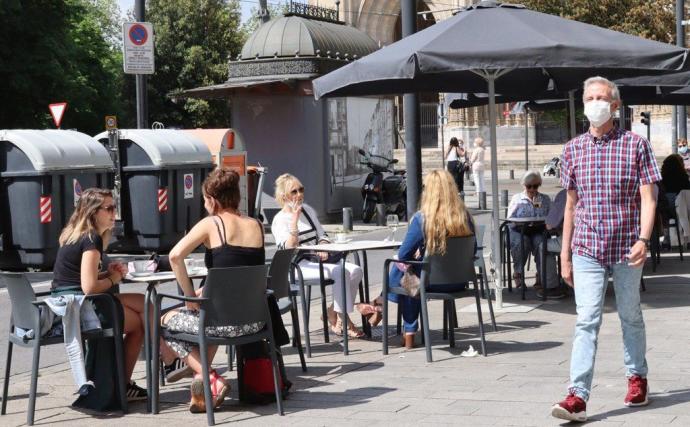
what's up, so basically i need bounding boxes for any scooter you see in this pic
[358,148,407,223]
[543,156,561,177]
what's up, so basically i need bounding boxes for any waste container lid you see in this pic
[95,129,212,167]
[0,129,114,172]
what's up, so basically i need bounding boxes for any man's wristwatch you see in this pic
[637,237,650,249]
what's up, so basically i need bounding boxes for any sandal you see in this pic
[332,318,365,339]
[210,370,230,409]
[188,371,230,413]
[355,302,382,317]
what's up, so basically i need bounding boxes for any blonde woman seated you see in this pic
[359,170,476,349]
[271,173,365,338]
[162,168,267,413]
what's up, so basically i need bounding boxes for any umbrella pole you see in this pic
[568,90,577,139]
[487,73,503,309]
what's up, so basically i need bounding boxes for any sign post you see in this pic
[48,102,68,129]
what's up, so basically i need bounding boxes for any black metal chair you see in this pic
[152,265,283,425]
[0,272,127,425]
[382,236,495,363]
[267,248,307,372]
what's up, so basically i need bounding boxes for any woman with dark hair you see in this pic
[163,167,268,413]
[52,188,179,401]
[445,137,466,193]
[660,154,690,209]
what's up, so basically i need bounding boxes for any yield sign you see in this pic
[48,102,68,128]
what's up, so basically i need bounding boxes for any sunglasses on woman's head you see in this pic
[99,204,116,213]
[290,186,305,195]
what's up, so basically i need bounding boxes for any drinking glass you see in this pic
[385,214,399,242]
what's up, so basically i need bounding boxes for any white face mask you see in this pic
[680,146,688,155]
[584,100,612,127]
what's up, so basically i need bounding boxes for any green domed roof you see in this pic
[240,14,378,61]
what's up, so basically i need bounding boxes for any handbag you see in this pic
[298,209,344,265]
[400,269,421,298]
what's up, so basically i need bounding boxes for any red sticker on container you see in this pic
[158,188,168,212]
[40,196,52,223]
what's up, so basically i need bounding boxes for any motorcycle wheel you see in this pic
[362,199,376,223]
[362,200,376,224]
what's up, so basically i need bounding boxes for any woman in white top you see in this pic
[445,137,465,193]
[271,173,365,338]
[470,137,486,196]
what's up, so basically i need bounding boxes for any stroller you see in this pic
[542,157,561,177]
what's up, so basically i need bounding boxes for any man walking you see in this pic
[551,76,660,422]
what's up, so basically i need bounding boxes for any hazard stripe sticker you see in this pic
[158,188,168,212]
[40,196,52,223]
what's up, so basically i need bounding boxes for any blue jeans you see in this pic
[568,254,647,401]
[387,266,466,333]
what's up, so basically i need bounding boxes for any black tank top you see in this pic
[204,215,265,269]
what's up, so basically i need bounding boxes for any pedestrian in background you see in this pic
[445,137,466,194]
[469,137,486,197]
[552,76,660,422]
[678,138,690,173]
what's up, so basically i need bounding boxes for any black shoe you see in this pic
[126,381,148,401]
[164,357,193,383]
[537,287,566,299]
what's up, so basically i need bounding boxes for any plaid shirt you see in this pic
[560,127,661,266]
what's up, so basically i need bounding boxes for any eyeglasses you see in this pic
[99,204,116,213]
[290,186,305,195]
[525,184,540,189]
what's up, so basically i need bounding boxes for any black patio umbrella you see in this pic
[312,1,690,304]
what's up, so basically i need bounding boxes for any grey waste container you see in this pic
[95,129,213,253]
[0,130,115,269]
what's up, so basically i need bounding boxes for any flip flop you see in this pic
[355,303,382,316]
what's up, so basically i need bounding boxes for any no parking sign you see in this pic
[183,173,194,199]
[123,22,155,74]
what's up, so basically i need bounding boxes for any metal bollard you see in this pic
[342,207,353,232]
[509,169,514,180]
[501,189,509,209]
[478,192,487,210]
[375,204,386,226]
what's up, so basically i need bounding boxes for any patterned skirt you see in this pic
[164,308,264,358]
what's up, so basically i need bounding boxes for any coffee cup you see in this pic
[133,260,151,273]
[335,232,347,243]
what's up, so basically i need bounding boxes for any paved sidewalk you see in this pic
[2,244,689,426]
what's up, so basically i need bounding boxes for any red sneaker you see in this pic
[551,393,587,422]
[624,375,649,407]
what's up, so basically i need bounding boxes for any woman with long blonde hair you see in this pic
[52,188,179,401]
[359,170,476,348]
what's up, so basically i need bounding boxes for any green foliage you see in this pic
[507,0,675,43]
[0,0,127,134]
[145,0,244,128]
[240,3,287,37]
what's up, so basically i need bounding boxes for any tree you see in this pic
[507,0,675,43]
[240,3,286,37]
[0,0,127,134]
[145,0,244,128]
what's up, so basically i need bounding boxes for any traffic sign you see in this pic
[123,22,155,74]
[48,102,68,128]
[105,115,118,130]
